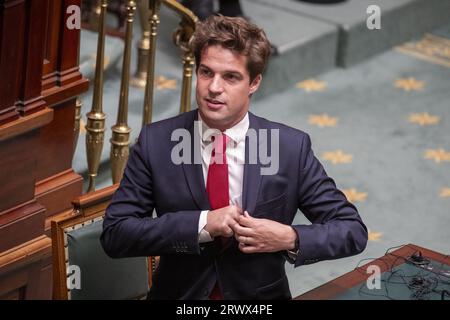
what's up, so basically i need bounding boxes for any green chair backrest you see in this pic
[66,220,148,300]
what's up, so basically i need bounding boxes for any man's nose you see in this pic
[208,76,224,95]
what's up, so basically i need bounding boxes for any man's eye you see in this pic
[200,69,212,77]
[225,74,237,81]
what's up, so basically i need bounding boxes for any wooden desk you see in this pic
[295,244,450,300]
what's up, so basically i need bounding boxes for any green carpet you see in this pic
[256,26,450,296]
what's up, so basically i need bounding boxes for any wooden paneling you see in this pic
[58,0,84,86]
[35,262,53,299]
[0,0,88,299]
[0,107,53,142]
[0,200,45,253]
[16,0,48,116]
[42,77,89,106]
[0,130,41,212]
[37,0,89,225]
[0,271,27,300]
[36,169,83,219]
[41,0,86,90]
[0,0,25,124]
[0,236,52,300]
[35,99,85,222]
[42,0,61,89]
[36,99,77,181]
[0,288,23,300]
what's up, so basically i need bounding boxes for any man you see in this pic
[181,0,245,21]
[101,15,368,300]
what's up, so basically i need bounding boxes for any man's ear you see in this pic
[249,74,262,95]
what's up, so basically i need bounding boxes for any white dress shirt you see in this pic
[197,111,249,243]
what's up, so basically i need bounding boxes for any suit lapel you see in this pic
[221,112,263,253]
[242,112,262,215]
[181,111,211,210]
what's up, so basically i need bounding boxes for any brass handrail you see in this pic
[164,0,198,114]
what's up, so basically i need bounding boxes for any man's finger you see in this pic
[231,209,243,220]
[232,224,253,236]
[237,214,253,227]
[238,235,256,245]
[238,242,257,254]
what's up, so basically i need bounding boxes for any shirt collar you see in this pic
[198,111,249,144]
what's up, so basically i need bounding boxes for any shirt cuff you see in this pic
[198,210,213,243]
[284,228,300,264]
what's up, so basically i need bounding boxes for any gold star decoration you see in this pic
[395,34,450,69]
[342,188,367,203]
[424,149,450,163]
[408,112,440,126]
[296,79,327,92]
[154,75,177,90]
[368,230,382,242]
[395,77,425,91]
[308,114,338,128]
[440,188,450,198]
[322,150,353,164]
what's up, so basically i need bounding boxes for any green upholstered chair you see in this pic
[51,184,153,300]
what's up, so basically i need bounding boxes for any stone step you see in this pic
[249,0,450,67]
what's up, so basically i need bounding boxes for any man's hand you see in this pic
[232,211,298,254]
[204,205,243,238]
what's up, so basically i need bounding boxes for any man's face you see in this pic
[196,45,262,131]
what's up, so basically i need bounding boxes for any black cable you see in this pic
[441,290,450,300]
[351,244,450,300]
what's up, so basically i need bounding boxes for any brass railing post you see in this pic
[131,0,150,88]
[88,0,102,31]
[73,98,82,156]
[141,0,161,128]
[110,0,136,183]
[85,0,108,193]
[164,0,197,114]
[173,18,195,114]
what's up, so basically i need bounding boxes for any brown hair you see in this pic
[191,15,271,82]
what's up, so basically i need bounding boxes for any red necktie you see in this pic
[205,133,229,300]
[206,133,229,209]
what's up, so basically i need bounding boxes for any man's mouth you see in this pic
[205,98,225,109]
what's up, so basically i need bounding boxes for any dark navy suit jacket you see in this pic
[101,110,368,299]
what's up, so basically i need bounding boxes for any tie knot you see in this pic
[212,133,229,155]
